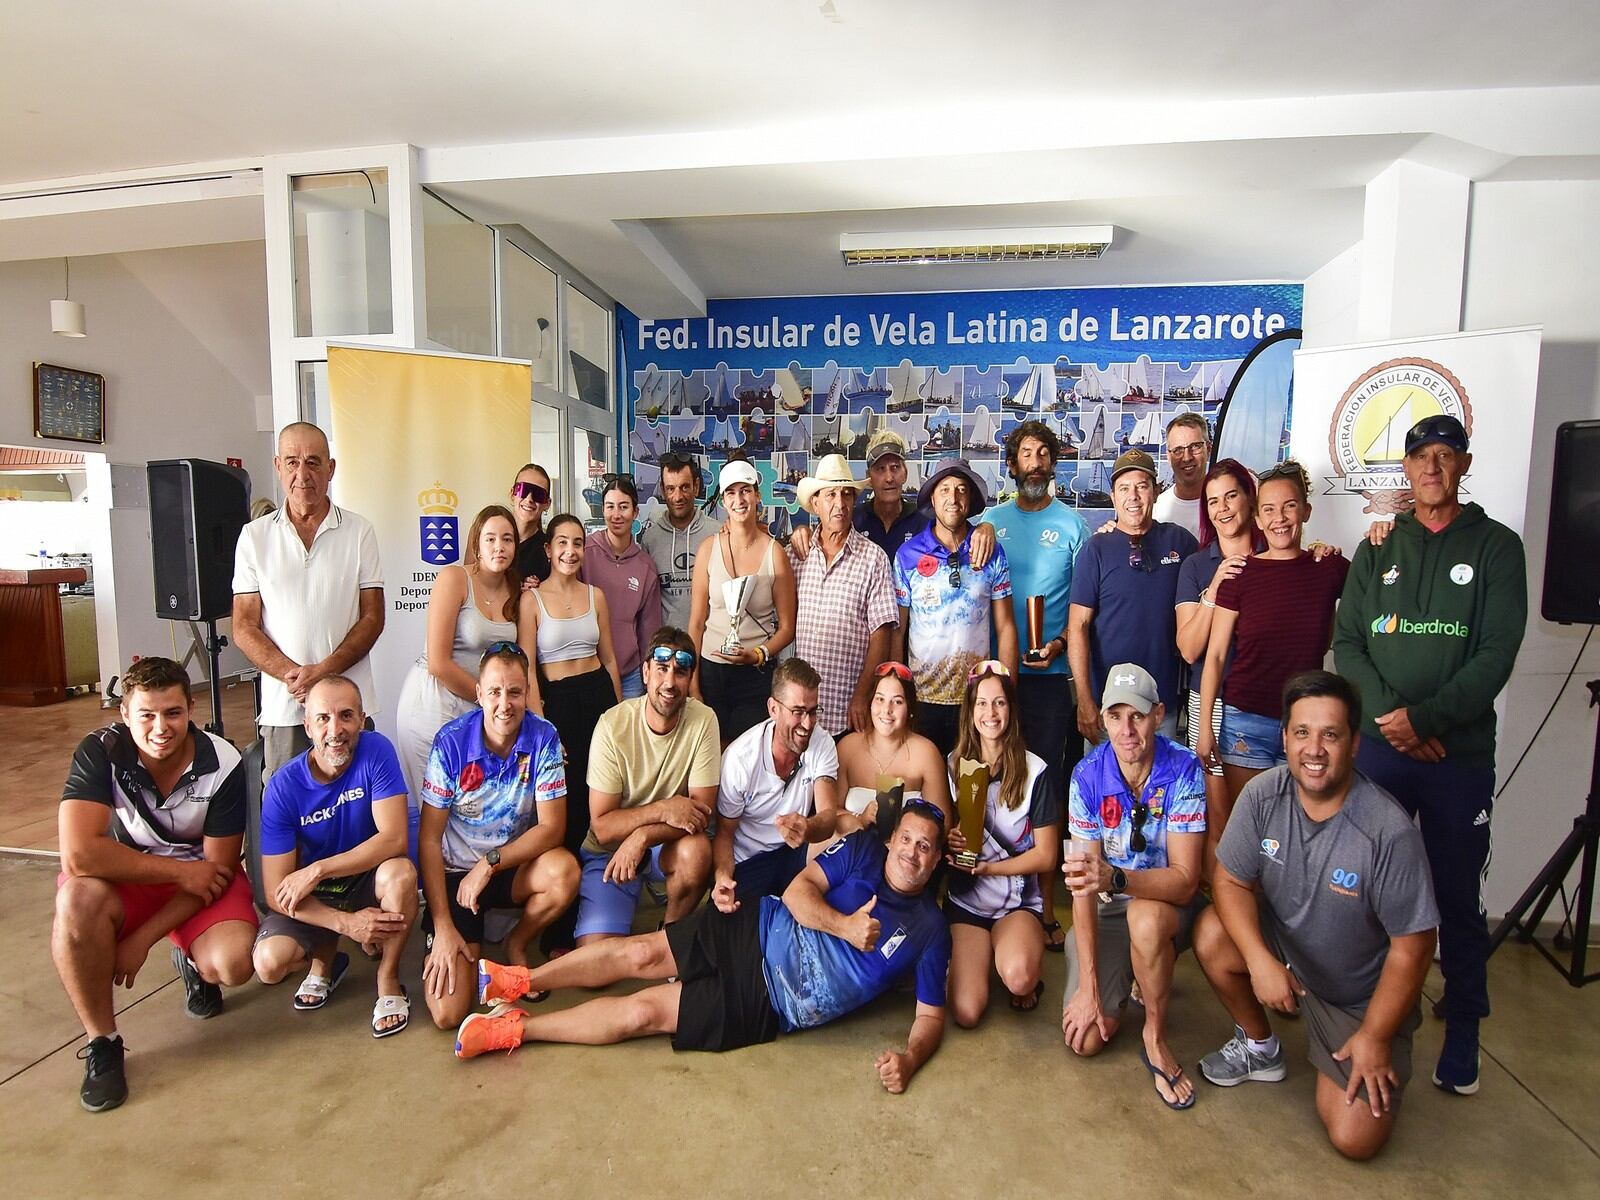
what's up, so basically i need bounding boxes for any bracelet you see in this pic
[1201,596,1217,609]
[755,644,769,667]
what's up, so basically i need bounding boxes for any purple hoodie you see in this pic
[582,530,662,675]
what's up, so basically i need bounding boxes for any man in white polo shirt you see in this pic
[711,657,847,907]
[233,422,385,780]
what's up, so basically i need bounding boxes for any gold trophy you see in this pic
[720,575,754,656]
[873,773,905,839]
[1024,594,1047,662]
[954,757,991,870]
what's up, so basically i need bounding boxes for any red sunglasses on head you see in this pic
[875,661,913,683]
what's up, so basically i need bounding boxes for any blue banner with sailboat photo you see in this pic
[615,282,1302,529]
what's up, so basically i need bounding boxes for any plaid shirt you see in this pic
[790,529,899,734]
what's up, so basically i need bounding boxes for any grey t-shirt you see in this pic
[1217,766,1439,1008]
[639,510,715,631]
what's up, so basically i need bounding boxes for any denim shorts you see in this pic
[1218,704,1285,769]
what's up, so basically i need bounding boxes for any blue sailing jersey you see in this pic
[758,832,950,1032]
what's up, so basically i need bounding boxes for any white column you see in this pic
[1357,160,1470,341]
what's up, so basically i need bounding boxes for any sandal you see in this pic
[1140,1045,1197,1110]
[1043,920,1067,954]
[292,951,350,1011]
[372,986,410,1038]
[1010,981,1045,1012]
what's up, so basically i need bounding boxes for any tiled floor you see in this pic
[0,682,258,853]
[1,852,1596,1196]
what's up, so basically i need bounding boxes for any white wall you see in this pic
[1461,179,1600,922]
[0,245,273,693]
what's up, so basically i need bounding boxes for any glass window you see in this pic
[422,191,495,356]
[297,361,329,430]
[291,170,393,337]
[575,427,611,526]
[530,399,561,513]
[566,285,612,410]
[502,242,559,388]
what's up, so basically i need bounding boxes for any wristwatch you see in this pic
[484,848,501,871]
[1110,866,1128,894]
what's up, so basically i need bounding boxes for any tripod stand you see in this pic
[1488,679,1600,986]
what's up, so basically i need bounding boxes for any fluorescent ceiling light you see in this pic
[840,225,1114,266]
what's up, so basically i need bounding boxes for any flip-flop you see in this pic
[372,986,409,1039]
[1010,981,1045,1012]
[293,951,351,1011]
[1043,920,1067,954]
[1140,1045,1197,1110]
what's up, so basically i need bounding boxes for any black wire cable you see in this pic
[1494,625,1593,800]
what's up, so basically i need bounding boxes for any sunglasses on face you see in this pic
[647,645,697,671]
[875,661,913,683]
[479,640,529,668]
[1130,799,1151,854]
[968,659,1010,683]
[511,481,550,503]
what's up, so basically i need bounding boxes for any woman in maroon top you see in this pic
[1195,461,1349,803]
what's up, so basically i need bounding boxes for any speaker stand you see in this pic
[1489,679,1600,986]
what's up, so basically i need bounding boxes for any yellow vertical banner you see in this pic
[327,345,531,738]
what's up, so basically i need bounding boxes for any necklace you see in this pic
[867,733,906,777]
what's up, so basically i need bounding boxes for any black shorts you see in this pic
[665,904,781,1053]
[255,869,380,956]
[423,870,521,945]
[943,898,1045,933]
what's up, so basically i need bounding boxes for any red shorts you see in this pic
[57,868,259,956]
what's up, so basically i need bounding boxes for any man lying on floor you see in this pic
[456,801,951,1093]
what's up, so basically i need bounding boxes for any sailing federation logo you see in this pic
[1327,357,1472,515]
[419,482,459,566]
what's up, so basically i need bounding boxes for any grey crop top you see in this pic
[533,585,602,665]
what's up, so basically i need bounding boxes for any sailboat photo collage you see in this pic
[627,356,1240,536]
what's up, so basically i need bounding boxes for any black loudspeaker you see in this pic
[147,458,251,621]
[1542,420,1600,625]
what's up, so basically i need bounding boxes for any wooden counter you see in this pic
[0,567,89,705]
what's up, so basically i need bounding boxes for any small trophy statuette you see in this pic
[720,575,754,656]
[954,757,990,870]
[873,773,905,839]
[1024,594,1048,662]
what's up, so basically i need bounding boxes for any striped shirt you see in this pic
[1214,551,1350,718]
[790,529,899,735]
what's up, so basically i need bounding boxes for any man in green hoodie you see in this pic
[1333,414,1526,1098]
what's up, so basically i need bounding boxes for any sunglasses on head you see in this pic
[647,644,697,671]
[1258,460,1308,488]
[902,797,947,829]
[875,661,913,683]
[967,659,1010,683]
[511,480,550,503]
[601,472,636,489]
[479,640,529,668]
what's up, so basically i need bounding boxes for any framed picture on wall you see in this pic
[33,362,106,444]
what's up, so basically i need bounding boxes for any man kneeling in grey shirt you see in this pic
[1192,670,1438,1161]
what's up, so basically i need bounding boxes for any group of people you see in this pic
[51,411,1527,1163]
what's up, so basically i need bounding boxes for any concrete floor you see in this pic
[2,854,1596,1197]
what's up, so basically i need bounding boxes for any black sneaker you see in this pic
[77,1035,128,1112]
[171,946,223,1019]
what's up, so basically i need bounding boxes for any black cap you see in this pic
[1404,413,1468,455]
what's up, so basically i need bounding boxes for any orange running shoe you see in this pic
[477,958,531,1005]
[455,1008,525,1059]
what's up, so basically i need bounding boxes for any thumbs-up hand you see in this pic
[843,894,881,952]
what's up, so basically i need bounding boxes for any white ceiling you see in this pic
[4,2,1599,312]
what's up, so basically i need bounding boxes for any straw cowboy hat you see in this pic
[796,453,862,511]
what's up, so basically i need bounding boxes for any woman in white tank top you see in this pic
[530,514,623,955]
[395,505,540,809]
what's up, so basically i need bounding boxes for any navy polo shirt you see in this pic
[853,495,927,561]
[1068,522,1198,709]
